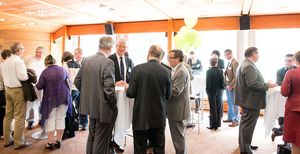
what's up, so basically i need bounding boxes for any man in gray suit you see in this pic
[167,49,190,154]
[235,47,276,154]
[75,36,118,154]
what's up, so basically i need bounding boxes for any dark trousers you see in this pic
[0,107,5,136]
[72,90,88,127]
[207,90,223,129]
[0,90,6,136]
[239,108,260,153]
[87,110,117,154]
[133,128,165,154]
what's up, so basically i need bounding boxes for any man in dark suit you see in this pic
[109,39,134,84]
[235,47,277,154]
[75,36,118,154]
[167,49,190,154]
[126,45,172,154]
[272,54,296,141]
[108,39,134,152]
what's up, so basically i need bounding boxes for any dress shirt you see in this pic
[26,56,45,79]
[116,54,127,81]
[225,57,234,81]
[1,54,28,88]
[171,63,181,79]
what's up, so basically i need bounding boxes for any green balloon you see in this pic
[192,35,202,49]
[173,34,185,49]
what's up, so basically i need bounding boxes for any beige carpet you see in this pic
[0,111,280,154]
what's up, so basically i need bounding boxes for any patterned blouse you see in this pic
[36,65,72,126]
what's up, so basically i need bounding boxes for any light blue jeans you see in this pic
[226,89,240,122]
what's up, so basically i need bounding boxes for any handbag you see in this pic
[277,144,291,154]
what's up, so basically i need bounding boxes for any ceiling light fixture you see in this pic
[25,10,35,15]
[99,3,107,7]
[0,18,6,22]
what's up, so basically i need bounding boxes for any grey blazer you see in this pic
[74,52,117,123]
[167,63,191,121]
[235,58,268,109]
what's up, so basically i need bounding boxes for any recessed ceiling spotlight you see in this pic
[37,14,47,17]
[25,10,35,15]
[37,9,48,13]
[108,8,115,11]
[28,22,37,25]
[21,22,37,26]
[99,3,107,7]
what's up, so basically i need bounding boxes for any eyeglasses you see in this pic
[167,56,177,59]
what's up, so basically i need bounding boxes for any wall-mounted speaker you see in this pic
[239,15,250,30]
[104,23,114,35]
[165,32,178,37]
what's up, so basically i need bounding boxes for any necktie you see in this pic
[120,56,124,81]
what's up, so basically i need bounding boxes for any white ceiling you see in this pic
[0,0,300,33]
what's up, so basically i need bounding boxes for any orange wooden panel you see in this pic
[67,24,106,35]
[114,20,169,34]
[251,14,300,29]
[173,16,239,31]
[53,27,64,40]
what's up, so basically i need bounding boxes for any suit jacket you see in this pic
[74,52,117,122]
[126,59,172,130]
[217,58,225,69]
[276,66,297,86]
[167,63,190,121]
[206,67,224,95]
[224,58,239,87]
[281,67,300,112]
[235,59,268,109]
[21,69,37,102]
[108,53,134,83]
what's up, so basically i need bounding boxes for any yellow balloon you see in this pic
[184,16,198,28]
[192,35,202,49]
[179,26,189,34]
[173,34,185,49]
[184,29,198,44]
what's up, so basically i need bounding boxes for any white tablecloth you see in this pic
[191,75,206,96]
[263,86,287,137]
[113,90,134,147]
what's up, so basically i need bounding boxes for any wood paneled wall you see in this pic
[0,31,50,59]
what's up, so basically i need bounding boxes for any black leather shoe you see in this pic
[111,141,124,153]
[45,143,55,150]
[54,140,61,149]
[15,141,32,150]
[186,123,195,128]
[4,141,14,147]
[250,145,258,150]
[206,127,217,131]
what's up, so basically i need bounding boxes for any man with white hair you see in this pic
[108,39,134,152]
[25,46,46,130]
